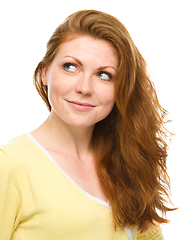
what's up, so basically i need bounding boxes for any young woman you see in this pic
[0,10,175,240]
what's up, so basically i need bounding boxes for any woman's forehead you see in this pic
[56,35,119,68]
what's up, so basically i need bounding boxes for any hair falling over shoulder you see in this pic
[33,10,176,232]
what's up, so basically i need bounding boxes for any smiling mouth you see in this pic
[66,100,95,111]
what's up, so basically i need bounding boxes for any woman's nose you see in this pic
[75,75,94,96]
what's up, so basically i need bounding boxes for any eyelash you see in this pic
[62,62,113,81]
[63,62,77,72]
[98,71,113,81]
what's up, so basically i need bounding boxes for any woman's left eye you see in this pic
[97,71,113,81]
[63,63,78,73]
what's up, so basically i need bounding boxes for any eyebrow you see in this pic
[64,55,83,66]
[64,55,117,72]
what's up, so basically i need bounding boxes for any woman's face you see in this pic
[42,35,118,128]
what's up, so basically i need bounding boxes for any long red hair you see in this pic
[33,10,175,231]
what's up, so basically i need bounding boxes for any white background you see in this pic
[0,0,185,239]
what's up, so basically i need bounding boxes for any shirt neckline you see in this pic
[24,132,110,210]
[24,132,135,239]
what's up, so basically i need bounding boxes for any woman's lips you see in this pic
[66,100,95,111]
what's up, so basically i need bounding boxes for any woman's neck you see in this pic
[31,111,95,162]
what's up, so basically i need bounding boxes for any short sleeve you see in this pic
[136,226,164,240]
[0,150,22,240]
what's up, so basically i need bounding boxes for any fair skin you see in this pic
[32,35,118,202]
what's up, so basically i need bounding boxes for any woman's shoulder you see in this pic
[0,134,30,170]
[137,224,164,240]
[0,133,54,176]
[0,133,43,170]
[0,134,30,159]
[0,133,51,188]
[0,134,29,148]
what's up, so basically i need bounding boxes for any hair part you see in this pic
[33,9,176,232]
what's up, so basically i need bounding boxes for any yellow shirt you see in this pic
[0,134,164,240]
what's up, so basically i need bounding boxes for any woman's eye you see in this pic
[63,63,78,73]
[97,72,113,81]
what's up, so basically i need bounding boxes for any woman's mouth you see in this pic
[66,100,95,111]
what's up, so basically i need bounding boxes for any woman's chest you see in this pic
[15,164,123,240]
[13,154,134,240]
[47,150,108,202]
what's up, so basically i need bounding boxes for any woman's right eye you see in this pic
[63,63,78,73]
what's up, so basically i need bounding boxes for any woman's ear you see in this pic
[41,66,48,85]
